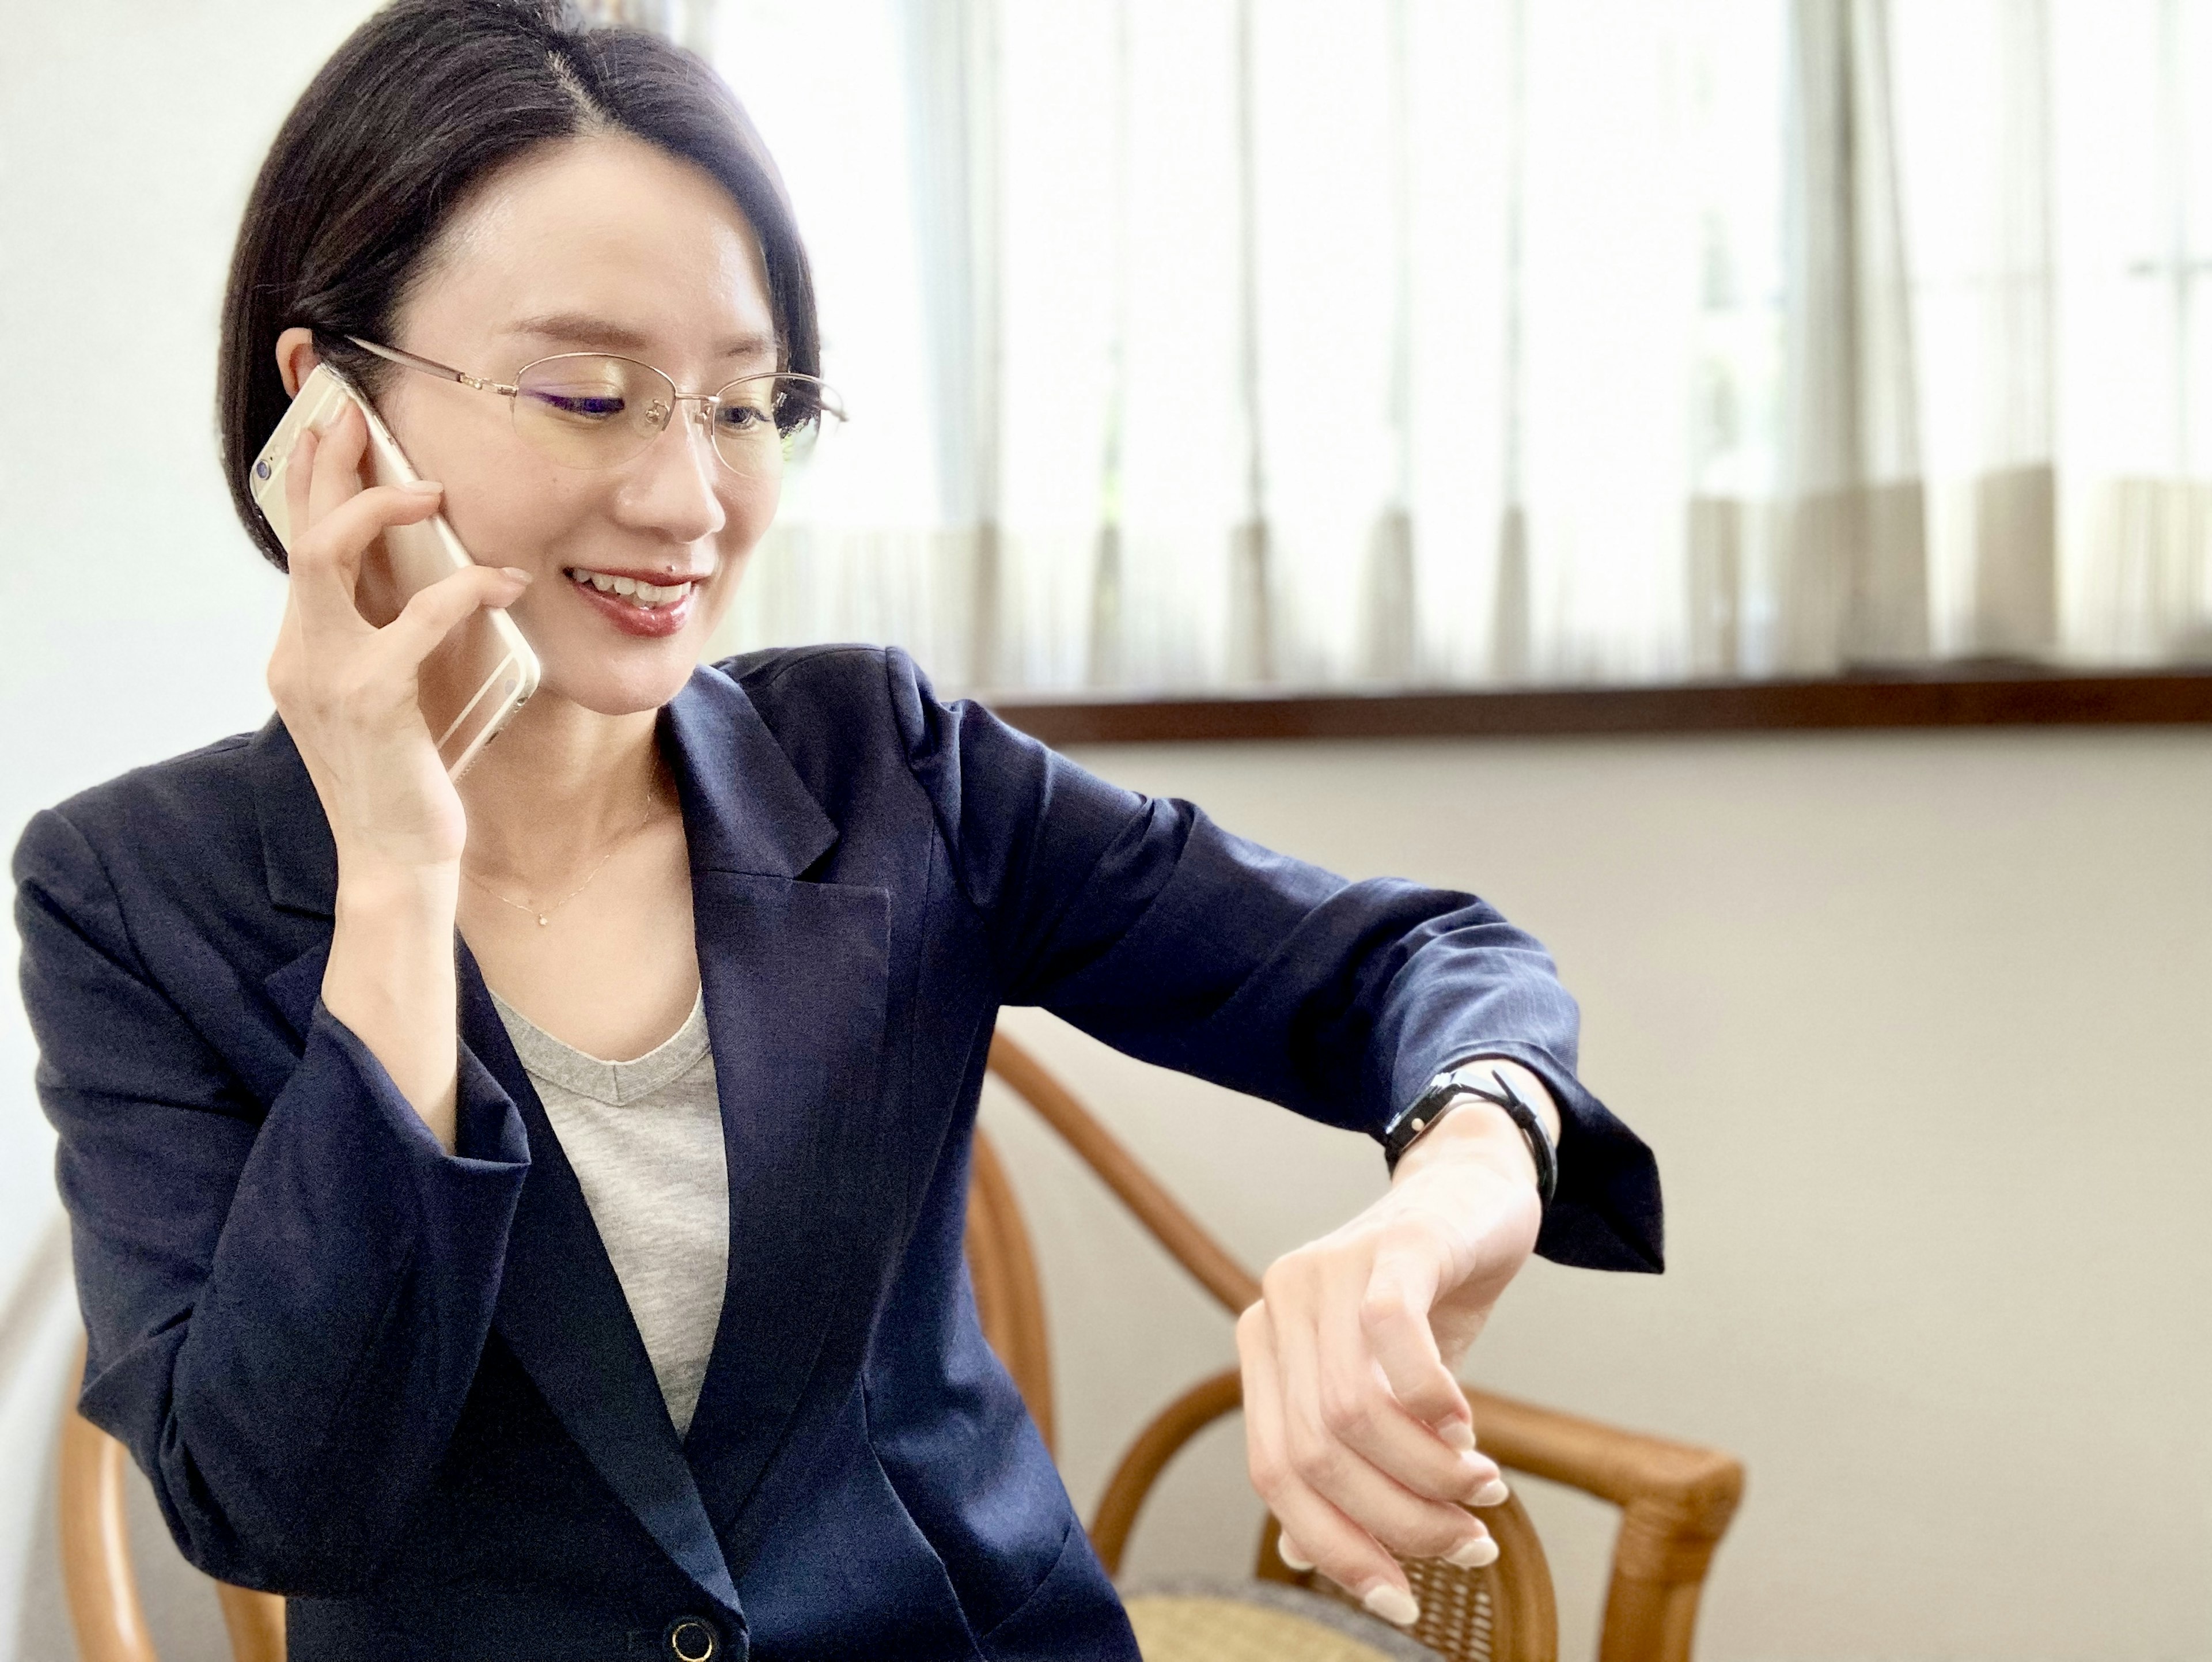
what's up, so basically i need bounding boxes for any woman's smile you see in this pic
[559,561,711,638]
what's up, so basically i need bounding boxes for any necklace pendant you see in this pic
[537,915,550,927]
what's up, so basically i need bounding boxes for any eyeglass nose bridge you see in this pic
[641,392,727,434]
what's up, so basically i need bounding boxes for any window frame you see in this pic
[984,669,2212,744]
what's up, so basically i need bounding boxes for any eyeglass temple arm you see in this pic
[339,332,840,422]
[342,335,517,396]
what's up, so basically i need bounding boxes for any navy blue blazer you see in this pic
[14,645,1660,1662]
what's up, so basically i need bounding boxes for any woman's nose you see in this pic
[616,403,729,544]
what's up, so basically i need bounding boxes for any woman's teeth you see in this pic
[565,567,690,607]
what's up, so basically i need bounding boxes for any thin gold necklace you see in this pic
[462,811,662,928]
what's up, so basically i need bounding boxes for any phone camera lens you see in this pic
[254,459,272,480]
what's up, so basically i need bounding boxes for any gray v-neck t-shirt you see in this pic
[490,990,729,1437]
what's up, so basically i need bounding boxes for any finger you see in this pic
[1240,1303,1414,1622]
[1277,1262,1497,1561]
[306,400,372,531]
[1270,1263,1484,1583]
[282,425,320,566]
[1362,1237,1480,1444]
[292,404,384,605]
[377,563,532,668]
[1317,1254,1505,1506]
[288,483,448,631]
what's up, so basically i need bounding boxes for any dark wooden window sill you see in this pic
[986,667,2212,745]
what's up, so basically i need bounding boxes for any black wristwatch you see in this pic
[1381,1063,1558,1208]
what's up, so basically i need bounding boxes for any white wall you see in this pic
[1,1,340,1292]
[5,5,2209,1660]
[0,3,376,1652]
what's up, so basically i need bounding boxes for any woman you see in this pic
[13,3,1661,1659]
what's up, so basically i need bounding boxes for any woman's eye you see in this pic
[718,402,769,431]
[530,391,626,421]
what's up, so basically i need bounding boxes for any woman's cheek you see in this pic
[704,490,775,581]
[729,479,779,552]
[693,554,753,644]
[496,485,587,574]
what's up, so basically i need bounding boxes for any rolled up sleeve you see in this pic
[885,650,1662,1273]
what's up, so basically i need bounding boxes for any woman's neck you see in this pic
[454,691,676,881]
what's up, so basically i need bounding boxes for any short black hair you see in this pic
[217,0,817,570]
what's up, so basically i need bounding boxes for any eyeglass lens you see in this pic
[510,355,834,474]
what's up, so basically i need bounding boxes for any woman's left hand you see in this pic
[1235,1059,1558,1629]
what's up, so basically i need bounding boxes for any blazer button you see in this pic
[665,1616,719,1662]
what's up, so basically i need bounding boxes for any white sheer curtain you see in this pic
[1887,0,2212,668]
[699,0,2212,694]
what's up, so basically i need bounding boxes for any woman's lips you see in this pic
[562,567,702,639]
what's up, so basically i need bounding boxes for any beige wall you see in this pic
[982,728,2212,1661]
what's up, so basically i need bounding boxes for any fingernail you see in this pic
[1275,1535,1315,1572]
[1362,1584,1421,1628]
[1471,1477,1511,1508]
[1440,1419,1475,1452]
[1445,1533,1501,1570]
[402,479,443,494]
[501,566,533,582]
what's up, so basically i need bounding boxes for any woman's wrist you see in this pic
[325,854,461,1149]
[326,857,458,1028]
[1391,1061,1560,1192]
[333,851,461,918]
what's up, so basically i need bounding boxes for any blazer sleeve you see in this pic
[13,807,533,1593]
[886,649,1661,1271]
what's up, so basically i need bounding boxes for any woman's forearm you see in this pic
[323,858,461,1150]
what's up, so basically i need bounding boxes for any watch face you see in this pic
[1385,1077,1470,1168]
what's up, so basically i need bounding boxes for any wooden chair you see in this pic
[58,1031,1741,1662]
[969,1032,1745,1662]
[57,1377,285,1662]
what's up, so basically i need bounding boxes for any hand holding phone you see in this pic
[252,371,536,876]
[251,364,540,782]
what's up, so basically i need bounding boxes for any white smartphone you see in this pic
[248,363,540,781]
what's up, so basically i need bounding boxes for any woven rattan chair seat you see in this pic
[1122,1578,1445,1662]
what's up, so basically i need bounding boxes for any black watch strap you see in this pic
[1382,1065,1559,1208]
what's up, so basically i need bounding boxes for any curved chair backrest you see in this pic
[969,1032,1565,1662]
[57,1335,286,1662]
[963,1125,1056,1455]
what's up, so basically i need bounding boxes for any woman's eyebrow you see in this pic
[503,312,777,360]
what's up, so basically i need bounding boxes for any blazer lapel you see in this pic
[680,872,891,1532]
[461,953,746,1620]
[657,670,900,1551]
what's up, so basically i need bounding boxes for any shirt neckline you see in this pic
[488,988,711,1108]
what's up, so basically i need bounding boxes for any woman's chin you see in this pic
[531,645,707,720]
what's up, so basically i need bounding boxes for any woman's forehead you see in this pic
[412,134,774,353]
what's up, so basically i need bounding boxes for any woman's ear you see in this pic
[274,327,323,399]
